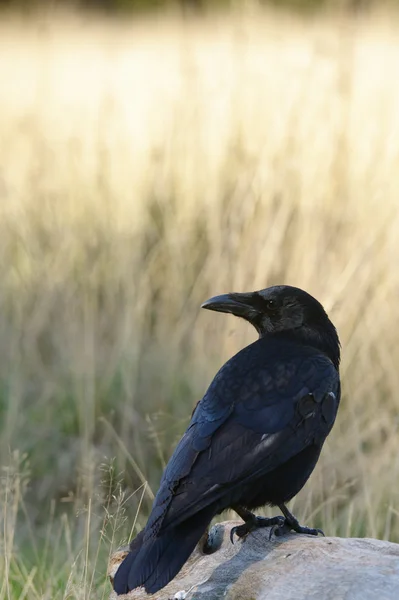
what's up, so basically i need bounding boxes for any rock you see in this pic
[108,520,399,600]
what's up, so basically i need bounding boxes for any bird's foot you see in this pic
[270,504,324,539]
[270,520,324,538]
[230,515,285,544]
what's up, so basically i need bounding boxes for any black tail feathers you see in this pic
[113,551,135,595]
[113,529,145,595]
[113,508,213,595]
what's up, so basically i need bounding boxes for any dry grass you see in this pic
[1,5,399,597]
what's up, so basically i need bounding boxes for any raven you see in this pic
[113,285,341,595]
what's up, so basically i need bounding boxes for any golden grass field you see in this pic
[1,5,399,598]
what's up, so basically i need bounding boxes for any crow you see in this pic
[113,285,341,595]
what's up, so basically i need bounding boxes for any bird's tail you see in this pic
[113,507,214,595]
[112,528,145,595]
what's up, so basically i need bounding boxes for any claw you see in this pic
[268,518,286,539]
[269,521,291,539]
[289,524,324,536]
[301,527,324,537]
[269,527,275,541]
[229,523,249,543]
[230,527,237,544]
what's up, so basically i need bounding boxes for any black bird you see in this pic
[113,285,341,595]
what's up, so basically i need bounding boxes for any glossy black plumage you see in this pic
[113,285,341,595]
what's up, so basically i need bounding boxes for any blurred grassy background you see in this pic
[1,1,399,598]
[0,0,388,15]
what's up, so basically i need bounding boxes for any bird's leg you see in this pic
[230,505,285,544]
[270,504,325,538]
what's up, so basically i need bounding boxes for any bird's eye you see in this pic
[265,299,277,310]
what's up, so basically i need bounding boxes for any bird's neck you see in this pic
[261,323,341,371]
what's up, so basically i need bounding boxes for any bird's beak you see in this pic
[201,292,260,318]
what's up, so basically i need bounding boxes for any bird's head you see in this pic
[202,285,340,368]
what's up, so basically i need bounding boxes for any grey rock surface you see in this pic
[108,520,399,600]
